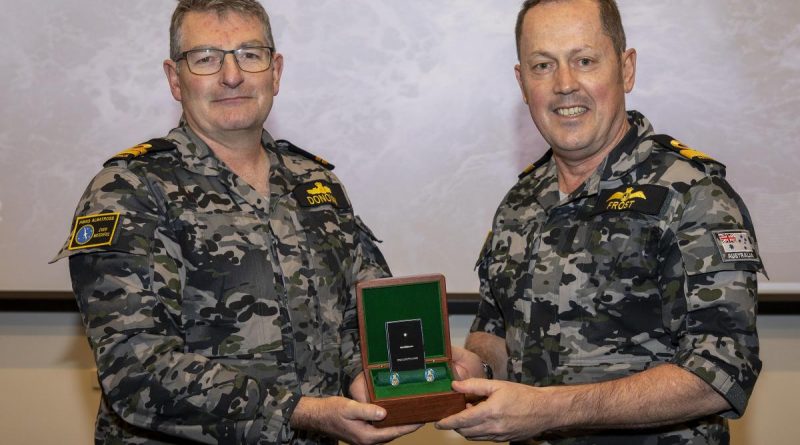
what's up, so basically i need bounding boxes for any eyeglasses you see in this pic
[174,46,274,75]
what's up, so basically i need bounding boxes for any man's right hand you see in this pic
[291,396,422,445]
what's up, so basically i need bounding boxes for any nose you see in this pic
[553,66,578,95]
[220,53,244,88]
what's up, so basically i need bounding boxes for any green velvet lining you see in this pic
[361,280,445,365]
[374,367,448,386]
[370,362,453,399]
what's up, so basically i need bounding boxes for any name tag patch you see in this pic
[594,184,668,215]
[292,181,350,209]
[713,230,758,262]
[68,212,121,250]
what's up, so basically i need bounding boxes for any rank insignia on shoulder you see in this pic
[292,180,351,209]
[518,150,553,179]
[277,139,335,170]
[518,163,537,179]
[67,212,121,250]
[594,184,668,215]
[712,230,759,262]
[650,134,717,163]
[105,138,176,166]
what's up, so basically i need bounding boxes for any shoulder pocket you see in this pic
[678,228,764,276]
[53,212,158,262]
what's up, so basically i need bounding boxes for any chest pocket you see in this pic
[286,205,355,347]
[485,221,542,355]
[582,211,661,276]
[176,210,284,358]
[559,211,663,367]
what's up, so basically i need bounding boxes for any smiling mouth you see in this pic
[214,96,251,103]
[555,106,588,117]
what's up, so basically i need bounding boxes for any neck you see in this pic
[190,124,270,196]
[191,124,264,156]
[554,118,632,194]
[554,148,609,195]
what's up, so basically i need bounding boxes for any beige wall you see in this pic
[0,313,796,444]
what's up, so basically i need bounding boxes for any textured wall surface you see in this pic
[0,313,798,444]
[1,0,798,292]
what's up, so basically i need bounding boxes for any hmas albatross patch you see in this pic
[67,212,121,250]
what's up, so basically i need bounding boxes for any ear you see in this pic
[163,59,182,102]
[514,63,529,104]
[621,48,637,93]
[271,52,284,96]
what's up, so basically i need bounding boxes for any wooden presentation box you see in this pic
[356,274,466,427]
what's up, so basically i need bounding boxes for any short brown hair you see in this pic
[169,0,275,60]
[514,0,626,60]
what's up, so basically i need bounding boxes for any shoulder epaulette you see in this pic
[276,139,335,170]
[104,138,177,166]
[649,134,722,166]
[518,149,553,179]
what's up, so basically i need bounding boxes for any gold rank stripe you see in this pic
[113,143,153,159]
[670,139,715,162]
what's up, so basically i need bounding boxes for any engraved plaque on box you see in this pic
[386,319,425,372]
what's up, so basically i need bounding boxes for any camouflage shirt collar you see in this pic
[560,110,654,202]
[529,110,654,210]
[166,123,278,177]
[598,110,655,181]
[266,142,296,202]
[525,152,562,211]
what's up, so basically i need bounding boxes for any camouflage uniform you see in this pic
[471,111,763,445]
[53,123,389,444]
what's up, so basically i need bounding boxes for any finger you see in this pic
[367,423,423,443]
[343,400,387,422]
[452,363,468,380]
[380,423,423,437]
[434,405,484,430]
[455,428,497,442]
[451,378,495,397]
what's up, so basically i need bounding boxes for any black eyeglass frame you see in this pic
[173,46,275,75]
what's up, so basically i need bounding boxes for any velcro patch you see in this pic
[292,181,350,209]
[68,212,121,250]
[594,184,668,215]
[713,230,758,262]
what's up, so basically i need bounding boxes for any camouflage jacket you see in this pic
[53,124,390,444]
[471,111,763,445]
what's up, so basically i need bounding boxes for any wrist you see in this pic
[544,385,586,431]
[290,396,327,431]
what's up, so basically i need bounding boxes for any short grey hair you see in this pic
[515,0,626,60]
[169,0,275,60]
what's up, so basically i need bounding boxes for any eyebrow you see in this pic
[523,45,598,60]
[185,39,268,51]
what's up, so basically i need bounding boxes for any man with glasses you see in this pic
[53,1,419,443]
